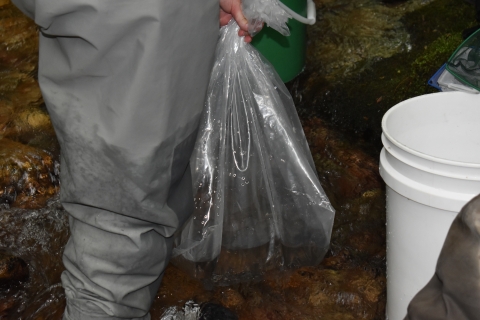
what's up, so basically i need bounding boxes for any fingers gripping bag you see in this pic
[172,0,335,286]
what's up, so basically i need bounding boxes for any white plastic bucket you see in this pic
[379,91,480,320]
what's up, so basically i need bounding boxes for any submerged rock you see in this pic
[0,138,59,209]
[261,266,384,319]
[0,196,69,319]
[303,117,382,203]
[199,303,238,320]
[0,295,15,318]
[0,252,28,284]
[0,1,38,73]
[0,1,60,209]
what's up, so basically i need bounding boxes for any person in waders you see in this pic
[10,0,252,319]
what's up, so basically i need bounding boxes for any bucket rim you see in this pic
[382,92,480,168]
[279,0,316,25]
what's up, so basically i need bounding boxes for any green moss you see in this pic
[396,32,464,99]
[295,0,478,156]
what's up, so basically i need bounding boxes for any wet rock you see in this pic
[303,117,382,202]
[0,138,59,209]
[0,252,28,284]
[0,196,69,319]
[0,69,57,154]
[262,267,385,319]
[2,101,58,154]
[0,100,13,135]
[151,265,214,319]
[327,189,386,271]
[0,294,15,318]
[0,2,38,73]
[19,283,65,320]
[213,288,245,309]
[309,0,432,83]
[0,1,60,210]
[199,303,238,320]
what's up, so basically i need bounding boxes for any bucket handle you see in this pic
[278,0,316,25]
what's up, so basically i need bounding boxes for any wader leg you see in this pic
[62,209,170,320]
[61,162,194,320]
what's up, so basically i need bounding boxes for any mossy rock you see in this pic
[295,0,477,156]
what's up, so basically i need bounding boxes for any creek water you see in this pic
[1,0,471,318]
[0,196,68,319]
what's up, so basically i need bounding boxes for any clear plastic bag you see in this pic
[172,6,335,286]
[242,0,291,36]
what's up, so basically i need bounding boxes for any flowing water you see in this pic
[0,196,68,319]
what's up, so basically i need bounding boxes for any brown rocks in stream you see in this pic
[0,0,38,73]
[0,138,59,209]
[0,252,29,317]
[0,196,69,320]
[303,117,382,202]
[0,1,60,209]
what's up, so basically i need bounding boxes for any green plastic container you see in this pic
[252,0,308,83]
